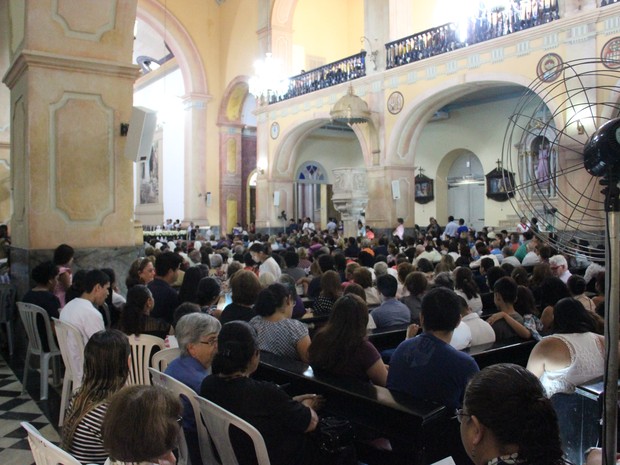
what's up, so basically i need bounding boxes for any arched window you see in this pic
[296,163,328,184]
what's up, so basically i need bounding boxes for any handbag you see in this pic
[313,416,356,464]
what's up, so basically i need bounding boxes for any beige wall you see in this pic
[292,0,363,68]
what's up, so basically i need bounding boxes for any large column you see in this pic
[182,93,211,229]
[364,0,390,73]
[219,124,244,235]
[2,1,140,295]
[365,166,416,235]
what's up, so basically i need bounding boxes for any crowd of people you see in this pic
[24,212,612,465]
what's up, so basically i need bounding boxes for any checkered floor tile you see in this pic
[0,355,59,465]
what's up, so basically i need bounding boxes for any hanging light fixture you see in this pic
[248,53,290,104]
[330,85,371,125]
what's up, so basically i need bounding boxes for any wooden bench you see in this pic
[255,352,469,465]
[464,337,537,369]
[367,323,409,352]
[375,333,536,369]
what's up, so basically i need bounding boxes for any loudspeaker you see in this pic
[273,191,280,207]
[124,106,157,162]
[391,180,401,200]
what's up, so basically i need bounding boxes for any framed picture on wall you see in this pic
[415,174,434,204]
[485,167,515,201]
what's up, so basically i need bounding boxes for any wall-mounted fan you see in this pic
[502,58,620,465]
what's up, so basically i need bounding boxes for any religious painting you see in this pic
[415,173,434,204]
[486,166,515,201]
[139,127,162,205]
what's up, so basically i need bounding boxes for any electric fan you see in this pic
[502,57,620,465]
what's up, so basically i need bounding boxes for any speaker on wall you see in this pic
[124,106,158,162]
[391,180,401,200]
[273,191,280,207]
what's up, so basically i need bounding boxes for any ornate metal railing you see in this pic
[268,1,563,102]
[466,0,559,46]
[386,23,462,69]
[270,52,367,103]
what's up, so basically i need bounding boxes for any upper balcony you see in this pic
[264,0,563,104]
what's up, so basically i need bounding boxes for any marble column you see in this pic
[331,168,369,238]
[219,124,244,234]
[2,0,140,295]
[182,93,211,229]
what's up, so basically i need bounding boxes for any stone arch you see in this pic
[137,0,208,97]
[136,0,210,225]
[387,73,560,167]
[218,76,251,125]
[272,113,374,179]
[436,149,485,225]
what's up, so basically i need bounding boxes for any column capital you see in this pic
[3,50,139,89]
[181,93,212,110]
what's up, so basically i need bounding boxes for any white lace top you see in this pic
[539,332,605,397]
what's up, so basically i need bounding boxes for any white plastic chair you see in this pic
[21,421,82,465]
[18,302,61,400]
[0,283,16,356]
[52,317,84,427]
[126,333,166,385]
[195,394,271,465]
[149,367,217,465]
[151,347,181,372]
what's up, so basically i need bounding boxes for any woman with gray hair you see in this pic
[165,312,221,465]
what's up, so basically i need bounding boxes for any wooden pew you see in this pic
[464,337,537,369]
[367,323,409,352]
[255,351,467,465]
[372,329,537,369]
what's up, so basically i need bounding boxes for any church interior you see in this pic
[0,1,619,464]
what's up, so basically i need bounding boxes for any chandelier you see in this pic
[248,53,290,104]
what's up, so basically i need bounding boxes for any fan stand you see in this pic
[603,178,619,465]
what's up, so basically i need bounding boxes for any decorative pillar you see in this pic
[219,124,244,234]
[364,0,390,73]
[182,93,211,228]
[2,0,140,296]
[331,168,369,238]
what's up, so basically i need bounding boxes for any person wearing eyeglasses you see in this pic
[458,363,566,465]
[165,313,221,465]
[549,254,572,284]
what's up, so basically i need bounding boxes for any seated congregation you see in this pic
[17,220,612,465]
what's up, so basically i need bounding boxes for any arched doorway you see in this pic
[447,152,485,231]
[294,162,329,225]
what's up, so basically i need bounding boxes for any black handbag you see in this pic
[313,416,356,465]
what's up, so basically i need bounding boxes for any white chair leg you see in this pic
[40,353,50,401]
[21,348,31,395]
[58,373,72,427]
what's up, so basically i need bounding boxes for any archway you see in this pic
[135,0,210,227]
[444,151,485,231]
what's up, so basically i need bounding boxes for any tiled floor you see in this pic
[0,322,61,465]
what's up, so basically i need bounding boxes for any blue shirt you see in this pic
[165,355,210,431]
[371,298,411,328]
[387,333,479,410]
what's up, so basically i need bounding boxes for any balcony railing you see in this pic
[466,0,560,45]
[386,23,463,70]
[267,0,564,103]
[270,52,367,103]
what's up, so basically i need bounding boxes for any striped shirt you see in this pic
[66,402,109,465]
